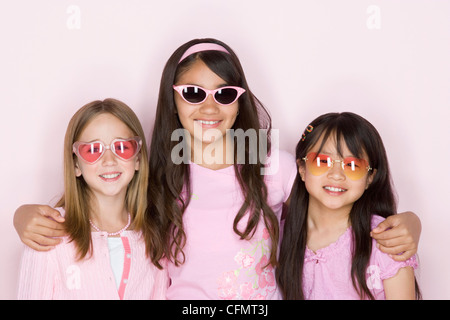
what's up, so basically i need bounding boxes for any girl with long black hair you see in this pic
[276,112,421,299]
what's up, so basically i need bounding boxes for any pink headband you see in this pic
[178,43,230,63]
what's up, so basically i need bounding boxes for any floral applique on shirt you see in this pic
[217,228,276,300]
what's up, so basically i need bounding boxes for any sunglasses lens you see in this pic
[182,86,207,103]
[305,153,330,176]
[78,142,103,163]
[305,153,369,180]
[343,157,369,180]
[214,88,239,105]
[113,139,139,160]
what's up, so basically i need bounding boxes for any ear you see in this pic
[297,159,306,182]
[365,168,377,189]
[134,154,140,171]
[74,160,82,177]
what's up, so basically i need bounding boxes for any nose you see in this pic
[327,160,346,180]
[199,94,220,114]
[101,148,117,166]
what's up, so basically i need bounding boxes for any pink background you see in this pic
[1,1,448,299]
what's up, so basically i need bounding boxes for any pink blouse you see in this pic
[303,215,418,299]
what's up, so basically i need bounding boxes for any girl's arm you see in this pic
[370,211,421,261]
[13,204,66,251]
[383,267,416,300]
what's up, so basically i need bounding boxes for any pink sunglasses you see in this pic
[73,137,142,164]
[173,85,246,106]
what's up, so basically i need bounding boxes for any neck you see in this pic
[89,194,129,235]
[305,200,352,252]
[307,200,351,233]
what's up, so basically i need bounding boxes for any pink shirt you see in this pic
[166,149,297,300]
[17,211,169,300]
[303,215,418,299]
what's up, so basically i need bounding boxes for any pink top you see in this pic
[166,149,297,300]
[303,215,418,299]
[17,209,169,300]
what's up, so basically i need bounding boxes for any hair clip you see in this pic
[301,125,314,141]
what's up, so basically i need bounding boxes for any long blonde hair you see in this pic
[56,99,149,260]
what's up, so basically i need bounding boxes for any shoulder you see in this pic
[264,148,297,201]
[263,148,296,177]
[369,215,418,280]
[267,148,296,166]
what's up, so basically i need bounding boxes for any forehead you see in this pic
[176,59,227,88]
[78,113,134,142]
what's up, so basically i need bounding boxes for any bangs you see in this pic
[200,51,242,86]
[176,50,242,87]
[310,119,369,161]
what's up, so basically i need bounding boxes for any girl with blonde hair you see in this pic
[17,99,167,299]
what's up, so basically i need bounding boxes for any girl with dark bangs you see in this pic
[276,112,421,299]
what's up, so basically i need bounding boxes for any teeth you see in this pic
[324,186,346,192]
[100,173,120,179]
[197,120,220,125]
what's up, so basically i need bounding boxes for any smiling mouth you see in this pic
[323,186,347,193]
[99,173,121,180]
[196,120,221,125]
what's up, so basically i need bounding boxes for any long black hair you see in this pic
[276,112,421,299]
[146,38,279,268]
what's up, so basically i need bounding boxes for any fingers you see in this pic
[38,205,65,223]
[21,228,63,250]
[33,224,67,238]
[376,243,416,262]
[373,230,414,250]
[32,214,66,234]
[14,204,66,251]
[22,237,61,252]
[375,229,416,262]
[371,213,419,260]
[23,214,66,249]
[389,250,416,262]
[372,212,422,246]
[371,226,407,241]
[371,215,400,234]
[375,234,410,249]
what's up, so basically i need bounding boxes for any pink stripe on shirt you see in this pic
[118,237,131,300]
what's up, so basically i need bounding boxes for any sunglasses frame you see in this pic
[173,84,246,106]
[73,136,142,164]
[302,152,372,180]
